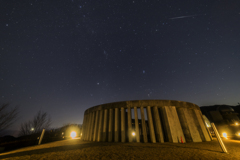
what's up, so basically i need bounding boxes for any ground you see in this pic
[0,138,239,160]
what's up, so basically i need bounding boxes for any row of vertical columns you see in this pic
[82,106,209,143]
[83,106,163,143]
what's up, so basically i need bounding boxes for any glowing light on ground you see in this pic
[222,132,228,139]
[132,132,135,136]
[70,131,77,139]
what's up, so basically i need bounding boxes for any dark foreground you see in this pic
[0,138,239,160]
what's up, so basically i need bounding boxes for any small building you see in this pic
[200,105,240,138]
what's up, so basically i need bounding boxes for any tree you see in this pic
[0,103,18,135]
[19,110,51,136]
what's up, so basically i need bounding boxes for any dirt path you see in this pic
[0,138,239,160]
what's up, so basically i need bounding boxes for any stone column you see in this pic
[86,112,92,141]
[177,108,202,142]
[84,114,91,141]
[93,110,99,141]
[89,111,96,141]
[134,107,140,142]
[82,114,86,140]
[140,106,148,143]
[193,109,211,142]
[152,106,164,143]
[172,106,186,143]
[97,110,104,142]
[82,115,86,140]
[121,107,126,142]
[147,106,156,143]
[115,108,120,142]
[128,107,133,142]
[160,106,185,143]
[102,109,108,142]
[108,108,113,142]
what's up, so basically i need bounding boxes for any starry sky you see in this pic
[1,0,240,135]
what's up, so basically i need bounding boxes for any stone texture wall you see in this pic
[82,100,211,143]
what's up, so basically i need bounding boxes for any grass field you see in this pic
[0,138,239,160]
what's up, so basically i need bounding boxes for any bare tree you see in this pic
[19,110,51,136]
[0,103,18,135]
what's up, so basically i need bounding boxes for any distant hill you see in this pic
[0,130,19,138]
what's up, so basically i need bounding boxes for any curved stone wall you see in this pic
[82,100,211,143]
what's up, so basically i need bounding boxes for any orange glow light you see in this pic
[70,131,77,139]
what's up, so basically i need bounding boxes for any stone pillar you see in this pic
[114,108,120,142]
[152,106,164,143]
[147,106,156,143]
[140,106,148,143]
[82,115,86,140]
[97,110,104,142]
[121,107,126,142]
[102,109,108,142]
[89,111,96,141]
[108,108,113,142]
[128,107,133,142]
[86,112,92,141]
[85,114,90,140]
[84,115,89,140]
[160,106,185,143]
[134,107,140,142]
[82,114,86,140]
[93,110,99,141]
[193,109,211,141]
[177,108,202,142]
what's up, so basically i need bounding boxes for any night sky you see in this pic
[1,0,240,135]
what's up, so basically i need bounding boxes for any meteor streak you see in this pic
[170,14,204,20]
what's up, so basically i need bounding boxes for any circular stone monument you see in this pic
[82,100,211,143]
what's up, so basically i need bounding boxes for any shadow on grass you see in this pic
[0,141,119,159]
[156,143,222,153]
[123,141,221,153]
[0,140,223,159]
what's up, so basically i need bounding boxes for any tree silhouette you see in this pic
[0,103,18,135]
[19,110,51,136]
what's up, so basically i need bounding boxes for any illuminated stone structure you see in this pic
[82,100,211,143]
